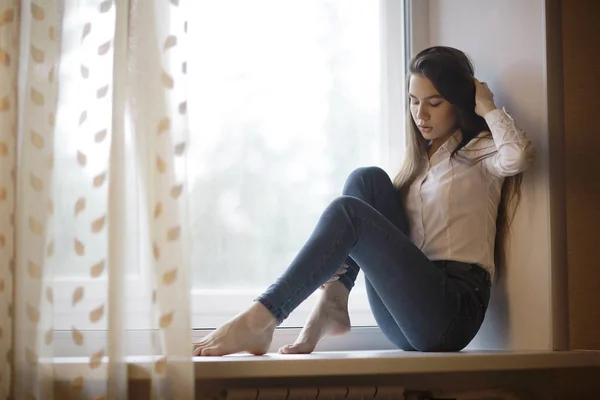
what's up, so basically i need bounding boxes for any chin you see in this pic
[420,131,437,141]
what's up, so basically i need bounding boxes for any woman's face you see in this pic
[409,74,458,145]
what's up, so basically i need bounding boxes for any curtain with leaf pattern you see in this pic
[0,0,195,398]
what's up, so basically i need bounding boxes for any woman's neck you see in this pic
[427,138,446,158]
[427,129,460,159]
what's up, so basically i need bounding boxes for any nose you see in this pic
[416,104,429,121]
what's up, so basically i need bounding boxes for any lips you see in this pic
[418,125,433,133]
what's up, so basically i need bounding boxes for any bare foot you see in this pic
[193,302,277,356]
[279,281,351,354]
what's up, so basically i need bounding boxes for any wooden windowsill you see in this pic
[186,350,600,380]
[50,350,600,381]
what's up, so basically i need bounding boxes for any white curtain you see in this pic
[1,0,194,398]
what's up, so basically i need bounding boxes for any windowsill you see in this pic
[50,349,600,381]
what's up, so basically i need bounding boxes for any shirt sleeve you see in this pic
[480,108,535,177]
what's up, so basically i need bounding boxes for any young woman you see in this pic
[193,46,534,356]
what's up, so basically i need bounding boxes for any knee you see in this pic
[323,196,370,224]
[345,166,389,189]
[327,195,362,213]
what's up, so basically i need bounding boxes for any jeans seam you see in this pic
[436,309,461,350]
[356,213,408,252]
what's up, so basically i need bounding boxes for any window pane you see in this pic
[188,1,393,327]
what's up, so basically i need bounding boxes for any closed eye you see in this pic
[410,101,442,107]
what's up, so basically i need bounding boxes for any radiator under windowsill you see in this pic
[50,349,600,381]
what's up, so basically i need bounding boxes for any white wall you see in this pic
[415,0,567,350]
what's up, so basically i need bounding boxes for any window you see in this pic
[50,0,407,352]
[186,0,407,333]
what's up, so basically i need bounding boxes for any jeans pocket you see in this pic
[447,262,491,311]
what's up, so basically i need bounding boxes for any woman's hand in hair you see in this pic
[473,78,497,117]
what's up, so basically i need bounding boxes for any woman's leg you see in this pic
[342,167,417,350]
[340,169,490,351]
[281,167,415,353]
[194,174,486,356]
[364,276,416,350]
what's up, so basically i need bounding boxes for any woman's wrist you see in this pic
[481,103,497,117]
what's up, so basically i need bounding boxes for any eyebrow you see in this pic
[408,94,444,100]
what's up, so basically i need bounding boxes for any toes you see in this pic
[193,337,215,355]
[279,343,311,354]
[278,345,292,354]
[193,343,207,356]
[200,347,221,356]
[193,344,223,357]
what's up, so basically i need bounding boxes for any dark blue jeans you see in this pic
[256,167,491,352]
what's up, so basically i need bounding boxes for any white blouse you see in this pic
[404,108,534,281]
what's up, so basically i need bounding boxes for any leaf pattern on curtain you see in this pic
[0,0,195,398]
[14,0,59,397]
[0,2,17,399]
[128,0,194,398]
[67,0,116,397]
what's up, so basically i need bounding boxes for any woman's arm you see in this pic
[474,79,535,177]
[481,108,535,176]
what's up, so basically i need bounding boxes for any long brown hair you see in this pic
[393,46,522,271]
